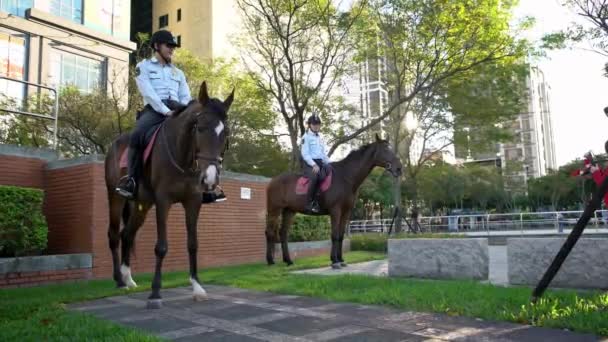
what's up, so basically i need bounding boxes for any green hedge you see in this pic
[350,233,388,252]
[289,214,331,242]
[351,233,468,252]
[0,185,48,257]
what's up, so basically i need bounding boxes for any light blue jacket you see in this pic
[135,57,191,115]
[301,130,330,167]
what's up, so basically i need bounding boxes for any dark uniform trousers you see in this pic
[127,99,185,181]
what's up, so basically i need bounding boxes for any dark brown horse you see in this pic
[265,134,402,268]
[105,81,233,308]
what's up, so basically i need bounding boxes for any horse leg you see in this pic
[280,209,296,266]
[338,208,352,267]
[107,193,127,288]
[183,198,206,301]
[119,202,150,289]
[330,210,342,269]
[148,199,170,308]
[266,207,281,265]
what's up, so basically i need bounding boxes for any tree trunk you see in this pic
[392,101,403,234]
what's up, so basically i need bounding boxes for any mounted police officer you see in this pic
[115,29,226,203]
[300,113,331,213]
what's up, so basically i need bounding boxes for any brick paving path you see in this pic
[70,285,601,341]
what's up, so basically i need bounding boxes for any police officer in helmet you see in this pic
[300,113,331,213]
[115,30,226,203]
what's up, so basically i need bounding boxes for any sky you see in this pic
[513,0,608,166]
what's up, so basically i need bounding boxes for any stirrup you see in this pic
[115,177,136,200]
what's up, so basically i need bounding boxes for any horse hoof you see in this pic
[285,261,293,266]
[193,293,208,302]
[340,262,348,267]
[117,285,128,290]
[146,299,163,309]
[267,260,275,266]
[331,263,342,269]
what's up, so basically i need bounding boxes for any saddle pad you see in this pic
[295,171,332,195]
[119,126,162,169]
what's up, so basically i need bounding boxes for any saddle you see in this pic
[295,170,333,195]
[119,125,162,169]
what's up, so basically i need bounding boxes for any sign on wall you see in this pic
[240,187,251,200]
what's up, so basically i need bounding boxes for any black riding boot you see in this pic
[305,176,320,213]
[116,147,140,200]
[202,186,227,204]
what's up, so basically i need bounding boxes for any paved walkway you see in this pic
[71,284,602,341]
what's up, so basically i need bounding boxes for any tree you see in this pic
[1,48,289,176]
[235,0,368,169]
[543,1,608,56]
[349,0,532,231]
[173,50,290,176]
[0,69,138,157]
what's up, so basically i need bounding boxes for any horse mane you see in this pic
[334,142,375,166]
[174,98,228,121]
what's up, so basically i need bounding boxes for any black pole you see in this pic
[530,173,608,303]
[387,206,400,235]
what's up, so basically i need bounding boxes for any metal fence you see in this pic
[348,210,608,235]
[0,76,59,149]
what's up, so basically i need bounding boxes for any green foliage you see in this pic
[351,232,467,252]
[235,0,367,168]
[0,73,139,157]
[0,185,48,257]
[358,169,395,208]
[173,50,290,176]
[289,215,331,242]
[350,233,389,252]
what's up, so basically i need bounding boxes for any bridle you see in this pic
[161,111,228,176]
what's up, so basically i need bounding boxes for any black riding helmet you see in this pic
[307,113,321,125]
[150,30,179,51]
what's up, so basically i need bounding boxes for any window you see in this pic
[0,30,27,101]
[50,50,104,93]
[177,9,181,22]
[159,14,168,28]
[177,35,181,47]
[0,0,33,17]
[50,0,83,24]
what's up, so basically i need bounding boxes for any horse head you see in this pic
[372,133,402,177]
[178,81,234,191]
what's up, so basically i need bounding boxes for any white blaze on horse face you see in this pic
[215,121,224,136]
[204,164,217,187]
[190,277,207,301]
[120,264,137,288]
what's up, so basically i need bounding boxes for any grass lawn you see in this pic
[1,250,607,340]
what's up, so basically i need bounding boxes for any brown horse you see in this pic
[265,134,402,268]
[104,81,233,308]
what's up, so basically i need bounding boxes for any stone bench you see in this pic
[507,238,608,289]
[388,238,488,280]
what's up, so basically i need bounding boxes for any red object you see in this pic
[295,171,333,195]
[119,126,161,169]
[590,168,608,208]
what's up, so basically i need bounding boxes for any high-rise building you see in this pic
[0,1,135,102]
[148,0,241,63]
[458,65,557,191]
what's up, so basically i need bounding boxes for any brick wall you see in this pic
[0,144,335,286]
[89,166,271,278]
[0,145,56,189]
[0,268,93,288]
